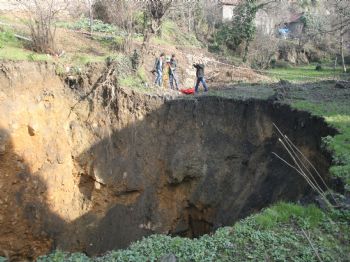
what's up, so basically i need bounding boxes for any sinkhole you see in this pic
[68,97,337,255]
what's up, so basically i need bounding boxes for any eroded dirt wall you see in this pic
[0,62,336,259]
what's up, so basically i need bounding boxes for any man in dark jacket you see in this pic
[193,61,208,92]
[169,54,178,90]
[154,53,165,86]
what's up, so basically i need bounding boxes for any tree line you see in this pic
[11,0,350,72]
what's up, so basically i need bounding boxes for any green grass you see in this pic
[119,67,148,91]
[35,203,349,262]
[0,23,110,64]
[65,53,107,65]
[0,28,107,64]
[0,28,19,48]
[57,17,120,34]
[292,100,350,190]
[254,202,324,229]
[266,65,348,83]
[0,46,51,61]
[153,20,201,47]
[0,27,51,62]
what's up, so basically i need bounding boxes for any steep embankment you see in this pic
[0,62,337,260]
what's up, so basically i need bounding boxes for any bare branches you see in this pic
[272,123,338,209]
[141,0,173,57]
[13,0,68,53]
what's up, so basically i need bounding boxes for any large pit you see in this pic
[0,62,338,259]
[69,97,336,255]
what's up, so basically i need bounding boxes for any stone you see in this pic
[27,125,36,136]
[0,144,5,155]
[0,131,9,155]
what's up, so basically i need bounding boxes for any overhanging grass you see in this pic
[0,46,50,61]
[64,53,107,65]
[119,66,150,93]
[292,100,350,190]
[253,202,323,229]
[0,27,51,61]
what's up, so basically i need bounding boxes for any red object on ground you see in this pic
[180,88,195,95]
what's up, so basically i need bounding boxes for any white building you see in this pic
[219,0,276,35]
[220,0,240,21]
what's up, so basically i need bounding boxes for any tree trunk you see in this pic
[243,40,250,63]
[340,17,347,73]
[340,33,347,73]
[188,5,191,32]
[141,29,151,63]
[88,0,93,36]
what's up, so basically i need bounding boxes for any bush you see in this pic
[15,0,67,53]
[315,64,323,71]
[110,36,126,51]
[344,55,350,65]
[272,60,293,69]
[249,32,278,69]
[208,43,221,53]
[69,17,119,34]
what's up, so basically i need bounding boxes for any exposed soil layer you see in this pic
[0,62,337,259]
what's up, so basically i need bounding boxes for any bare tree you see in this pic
[141,0,173,55]
[92,0,142,52]
[249,31,278,69]
[14,0,68,53]
[329,0,350,73]
[86,0,94,36]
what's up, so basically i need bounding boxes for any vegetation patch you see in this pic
[266,65,347,83]
[292,100,350,190]
[35,203,349,262]
[0,27,50,61]
[154,21,201,47]
[62,17,120,34]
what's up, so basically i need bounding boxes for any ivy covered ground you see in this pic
[32,81,350,262]
[36,203,349,262]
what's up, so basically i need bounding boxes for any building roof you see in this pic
[220,0,240,5]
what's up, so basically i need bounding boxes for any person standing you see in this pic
[193,60,208,93]
[131,49,140,71]
[169,54,179,90]
[154,53,165,86]
[163,55,171,89]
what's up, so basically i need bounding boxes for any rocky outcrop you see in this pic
[0,62,336,259]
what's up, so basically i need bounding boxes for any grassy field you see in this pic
[292,100,350,190]
[266,65,348,83]
[0,27,50,61]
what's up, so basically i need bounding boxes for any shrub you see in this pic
[315,64,323,71]
[14,0,67,53]
[69,17,119,34]
[272,60,293,69]
[110,36,126,51]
